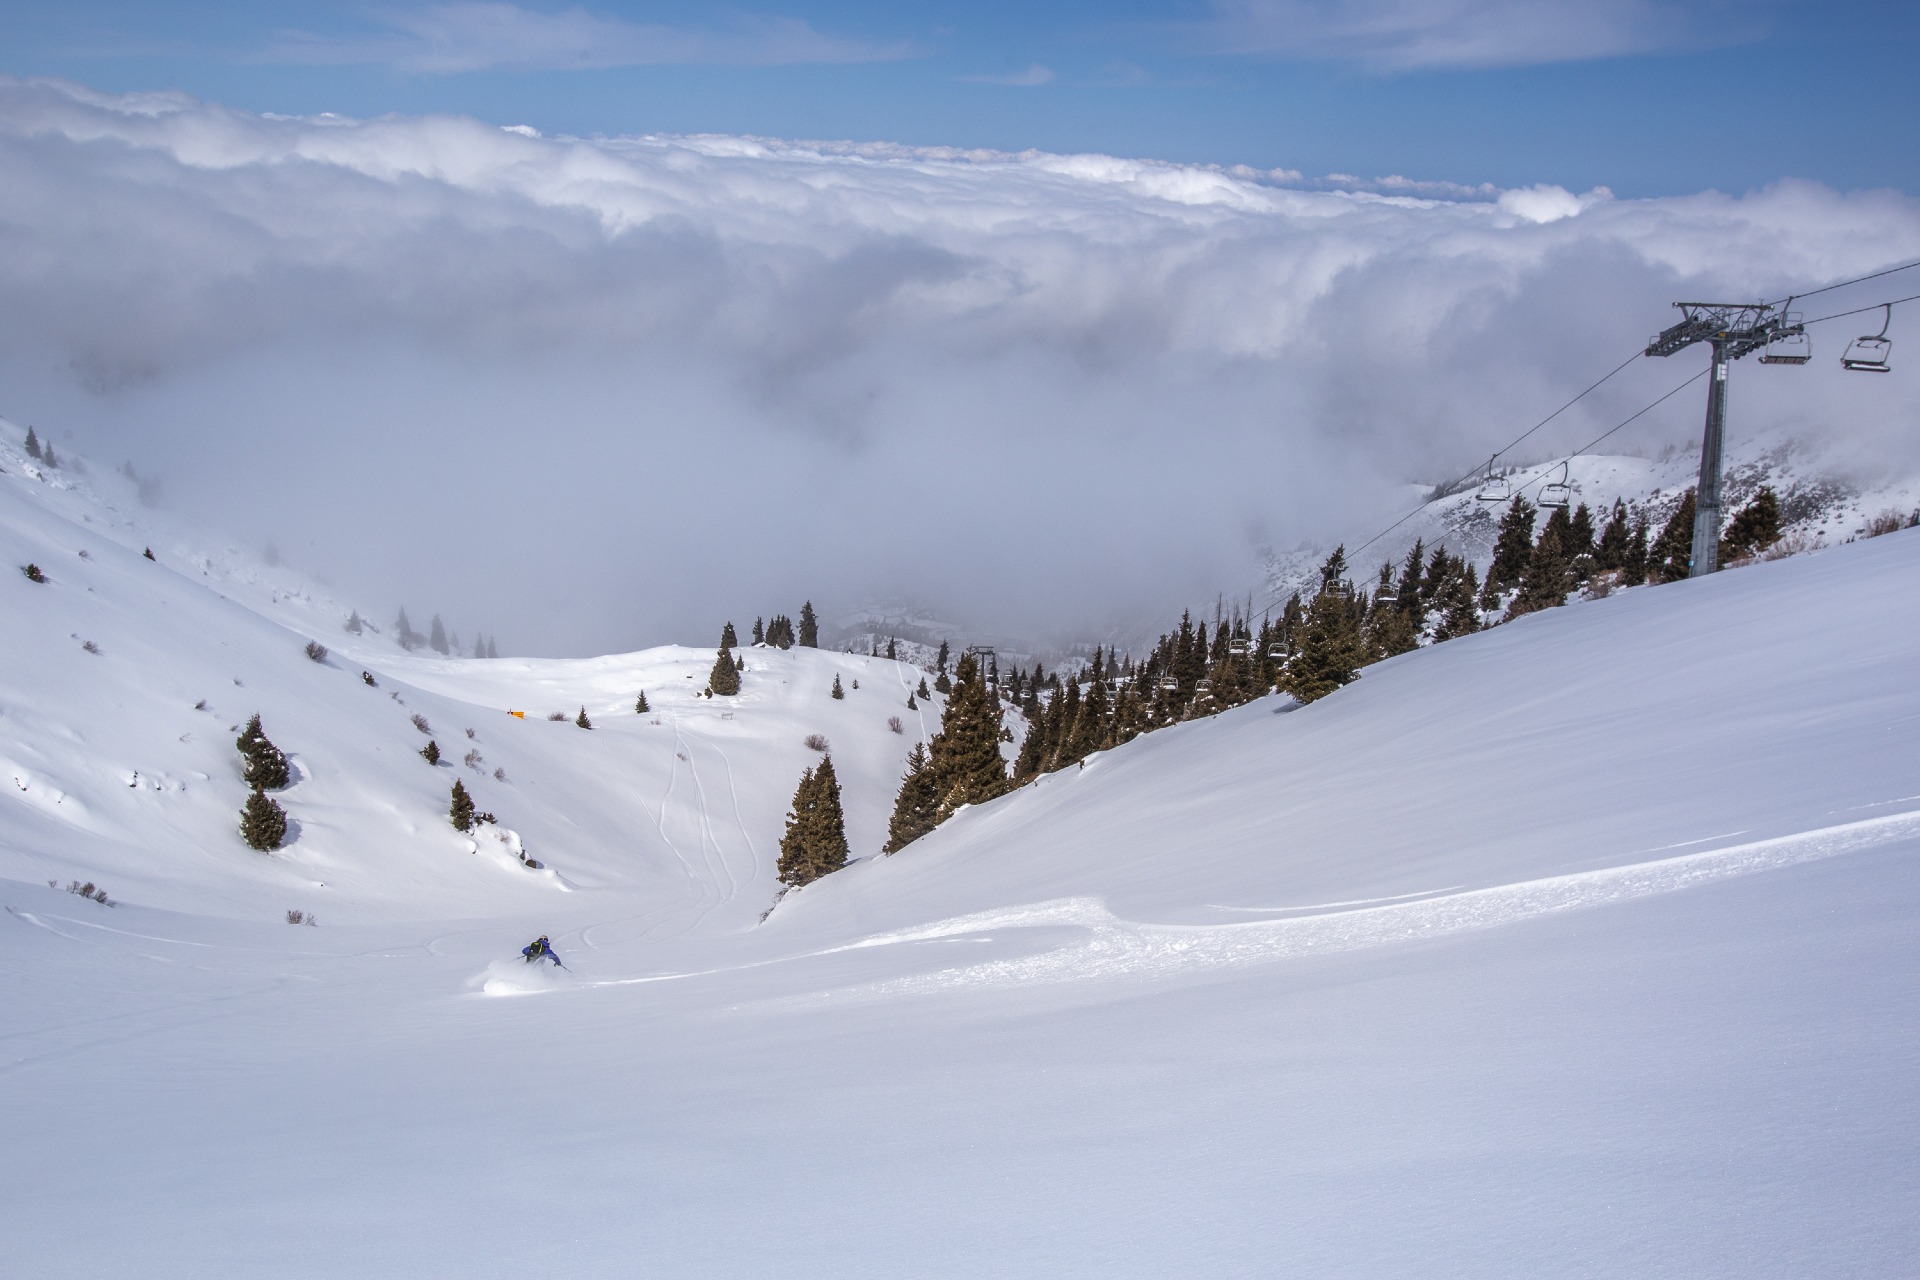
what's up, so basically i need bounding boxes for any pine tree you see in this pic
[1594,500,1631,571]
[884,743,941,852]
[831,673,845,700]
[721,621,738,648]
[1720,486,1782,561]
[395,609,421,651]
[707,646,741,696]
[1622,515,1650,585]
[236,714,290,791]
[906,692,917,709]
[345,610,364,635]
[916,676,931,699]
[1650,489,1697,582]
[635,690,650,713]
[450,779,475,833]
[575,706,593,729]
[928,653,1007,817]
[886,636,897,660]
[777,758,851,885]
[1508,519,1571,617]
[1433,564,1483,641]
[798,601,819,648]
[41,443,56,469]
[472,634,485,658]
[421,740,441,764]
[240,788,287,851]
[1283,551,1366,704]
[429,615,449,655]
[1566,503,1596,562]
[752,617,765,645]
[486,637,498,659]
[24,426,41,459]
[1487,496,1538,595]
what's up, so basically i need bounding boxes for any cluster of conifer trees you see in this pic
[368,608,498,658]
[751,602,818,650]
[875,484,1786,858]
[22,426,59,469]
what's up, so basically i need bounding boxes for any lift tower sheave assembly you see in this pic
[1644,302,1802,577]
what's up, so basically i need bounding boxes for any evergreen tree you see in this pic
[1650,489,1697,582]
[752,617,765,645]
[486,637,499,659]
[1508,519,1572,617]
[1488,496,1538,595]
[721,621,738,648]
[1566,503,1596,562]
[906,692,917,710]
[23,426,41,459]
[345,610,363,635]
[576,706,592,729]
[1283,552,1367,704]
[429,615,449,655]
[707,646,741,696]
[1622,515,1651,586]
[886,636,897,660]
[929,653,1008,817]
[798,601,819,648]
[1011,704,1048,782]
[1433,564,1483,641]
[236,714,290,791]
[916,676,931,699]
[831,673,845,700]
[777,757,850,885]
[635,690,650,713]
[41,443,56,468]
[472,634,485,658]
[395,609,421,651]
[421,740,441,764]
[450,779,475,833]
[240,789,287,851]
[1594,500,1631,571]
[884,743,941,852]
[1720,486,1782,561]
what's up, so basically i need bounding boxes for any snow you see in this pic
[4,420,1919,1275]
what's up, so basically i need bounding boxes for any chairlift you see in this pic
[1322,580,1354,601]
[1265,643,1287,660]
[1226,638,1250,657]
[1759,302,1810,365]
[1194,678,1213,695]
[1158,675,1178,693]
[1842,304,1893,373]
[1539,462,1572,511]
[1373,587,1397,605]
[1476,457,1512,504]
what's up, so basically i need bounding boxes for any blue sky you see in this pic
[3,0,1915,197]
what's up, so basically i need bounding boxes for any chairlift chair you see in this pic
[1265,643,1287,660]
[1759,304,1810,365]
[1194,678,1213,695]
[1226,638,1250,657]
[1842,304,1893,373]
[1158,675,1178,693]
[1476,457,1512,504]
[1373,587,1397,606]
[1539,462,1573,511]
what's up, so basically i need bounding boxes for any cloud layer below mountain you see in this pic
[2,77,1915,653]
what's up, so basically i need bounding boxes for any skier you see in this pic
[521,934,562,967]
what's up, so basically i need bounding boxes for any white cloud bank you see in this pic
[0,77,1915,653]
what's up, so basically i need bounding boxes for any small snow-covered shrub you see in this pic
[411,713,432,734]
[888,716,904,734]
[305,641,328,662]
[22,563,46,582]
[81,640,100,654]
[286,909,317,926]
[465,728,477,739]
[464,748,484,769]
[493,766,507,781]
[804,733,830,752]
[66,880,114,906]
[547,711,567,721]
[1583,571,1618,600]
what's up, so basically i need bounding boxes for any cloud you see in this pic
[263,2,914,72]
[960,65,1056,87]
[0,76,1915,655]
[1187,0,1771,69]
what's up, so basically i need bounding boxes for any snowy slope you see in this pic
[0,422,942,929]
[4,423,1919,1275]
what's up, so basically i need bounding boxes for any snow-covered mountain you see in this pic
[6,414,1919,1275]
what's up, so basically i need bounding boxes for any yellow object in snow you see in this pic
[508,710,525,719]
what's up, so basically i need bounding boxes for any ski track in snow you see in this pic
[786,808,1920,1004]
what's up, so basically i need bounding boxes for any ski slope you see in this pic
[4,421,1919,1276]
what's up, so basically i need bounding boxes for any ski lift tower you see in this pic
[1645,302,1802,576]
